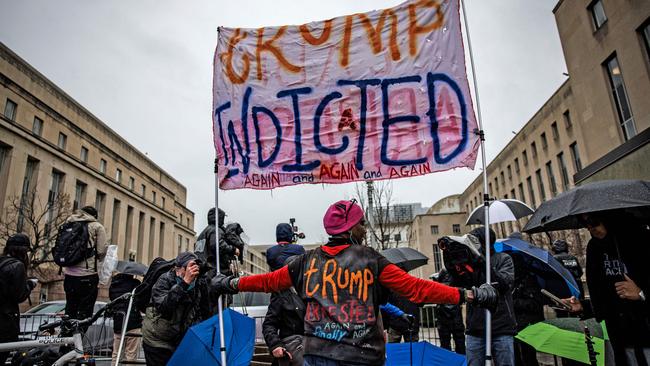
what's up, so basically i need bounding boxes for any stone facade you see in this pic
[0,43,195,279]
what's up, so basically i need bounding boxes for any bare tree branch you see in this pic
[1,189,72,281]
[354,181,400,250]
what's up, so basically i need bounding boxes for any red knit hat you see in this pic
[323,199,365,235]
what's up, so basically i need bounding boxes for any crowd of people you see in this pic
[0,198,648,365]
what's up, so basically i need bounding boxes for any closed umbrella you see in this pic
[381,247,429,272]
[466,199,534,225]
[523,180,650,233]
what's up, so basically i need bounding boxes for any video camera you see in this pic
[289,218,306,243]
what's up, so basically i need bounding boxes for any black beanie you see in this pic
[81,206,98,218]
[175,251,198,268]
[6,233,30,249]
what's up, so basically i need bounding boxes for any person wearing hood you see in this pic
[439,226,516,366]
[552,239,584,303]
[212,199,498,366]
[563,213,650,365]
[63,206,107,322]
[0,234,38,365]
[142,252,210,366]
[197,208,239,275]
[266,223,306,271]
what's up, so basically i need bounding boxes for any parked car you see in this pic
[19,300,114,354]
[231,292,271,343]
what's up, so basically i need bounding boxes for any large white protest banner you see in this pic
[213,0,478,190]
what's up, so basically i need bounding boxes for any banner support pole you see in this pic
[214,159,228,366]
[460,0,492,364]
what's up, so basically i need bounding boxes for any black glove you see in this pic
[210,273,239,295]
[400,313,415,327]
[471,283,498,312]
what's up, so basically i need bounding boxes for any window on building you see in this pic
[128,177,135,191]
[180,213,183,224]
[546,161,558,196]
[531,142,537,159]
[32,117,43,136]
[152,191,157,205]
[432,243,443,272]
[507,165,512,180]
[527,177,537,207]
[605,55,636,140]
[511,189,516,200]
[514,158,520,173]
[563,110,572,129]
[80,146,88,163]
[518,183,526,204]
[73,180,87,211]
[57,133,67,150]
[642,21,650,61]
[112,199,122,246]
[570,142,583,172]
[500,171,505,186]
[17,157,38,232]
[551,122,559,140]
[95,191,106,223]
[557,152,570,191]
[589,0,607,30]
[99,159,107,175]
[494,177,499,195]
[453,224,461,234]
[4,99,17,121]
[536,169,547,202]
[141,184,146,197]
[178,234,183,254]
[489,182,493,196]
[49,170,65,203]
[541,133,548,149]
[431,225,439,235]
[161,197,166,209]
[116,168,122,184]
[522,150,528,166]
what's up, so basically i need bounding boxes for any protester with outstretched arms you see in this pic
[214,199,497,365]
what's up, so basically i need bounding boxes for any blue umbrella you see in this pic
[386,342,466,366]
[495,237,580,298]
[168,309,255,366]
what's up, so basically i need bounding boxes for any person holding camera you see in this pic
[438,227,516,366]
[0,233,38,365]
[266,223,306,271]
[141,252,210,366]
[213,199,498,366]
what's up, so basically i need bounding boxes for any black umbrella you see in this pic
[115,260,148,276]
[523,180,650,233]
[380,247,428,272]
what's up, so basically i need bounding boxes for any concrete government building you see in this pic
[410,0,650,276]
[0,43,196,273]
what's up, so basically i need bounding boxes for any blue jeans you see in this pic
[466,334,515,366]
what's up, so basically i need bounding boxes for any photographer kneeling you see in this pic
[438,227,516,366]
[141,252,210,366]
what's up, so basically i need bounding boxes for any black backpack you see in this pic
[133,257,175,313]
[52,221,93,268]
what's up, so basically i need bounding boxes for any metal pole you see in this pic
[366,181,378,250]
[115,289,135,366]
[460,0,492,364]
[214,159,227,366]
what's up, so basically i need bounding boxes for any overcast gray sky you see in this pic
[0,0,567,245]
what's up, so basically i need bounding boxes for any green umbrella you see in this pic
[516,318,607,365]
